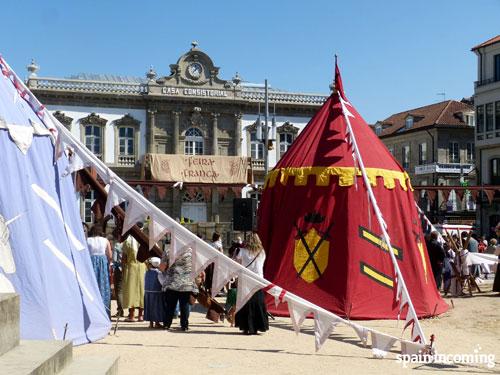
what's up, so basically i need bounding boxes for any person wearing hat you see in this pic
[144,257,165,328]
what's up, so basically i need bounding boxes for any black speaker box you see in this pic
[233,198,257,231]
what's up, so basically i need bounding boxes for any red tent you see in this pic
[258,66,448,319]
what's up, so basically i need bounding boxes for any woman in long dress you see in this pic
[234,232,269,335]
[86,225,112,316]
[122,235,147,322]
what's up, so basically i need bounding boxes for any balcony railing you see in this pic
[251,159,265,171]
[117,155,136,167]
[474,77,500,88]
[415,163,475,175]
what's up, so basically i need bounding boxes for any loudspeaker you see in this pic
[233,198,257,231]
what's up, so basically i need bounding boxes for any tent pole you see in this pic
[338,94,427,345]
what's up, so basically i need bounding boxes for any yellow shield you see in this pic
[294,228,329,283]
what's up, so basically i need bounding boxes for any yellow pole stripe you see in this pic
[361,264,394,288]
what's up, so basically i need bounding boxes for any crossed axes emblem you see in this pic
[294,218,334,280]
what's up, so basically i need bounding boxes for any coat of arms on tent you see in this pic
[293,212,333,283]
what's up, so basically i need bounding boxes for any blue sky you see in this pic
[1,0,499,123]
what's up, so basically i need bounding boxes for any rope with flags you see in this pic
[335,60,426,344]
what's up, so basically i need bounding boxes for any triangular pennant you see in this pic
[426,190,437,204]
[371,331,398,358]
[7,124,34,154]
[470,190,479,202]
[235,271,266,313]
[263,284,285,307]
[351,323,370,347]
[314,311,340,351]
[170,228,197,265]
[156,186,167,200]
[149,214,171,250]
[122,198,149,235]
[400,340,426,356]
[484,189,495,204]
[441,189,450,203]
[287,299,313,335]
[104,181,127,217]
[191,242,218,279]
[211,256,238,298]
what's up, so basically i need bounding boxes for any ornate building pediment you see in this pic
[80,112,107,126]
[114,113,140,127]
[53,111,73,128]
[277,121,299,134]
[157,42,230,89]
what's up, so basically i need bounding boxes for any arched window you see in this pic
[184,128,204,155]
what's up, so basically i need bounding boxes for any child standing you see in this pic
[144,257,165,328]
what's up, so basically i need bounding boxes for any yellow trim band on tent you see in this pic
[360,262,394,289]
[264,166,412,191]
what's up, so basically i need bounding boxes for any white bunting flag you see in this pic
[104,181,127,217]
[287,299,314,335]
[148,214,171,250]
[122,198,149,235]
[191,242,217,279]
[211,256,238,298]
[314,311,340,351]
[351,323,370,347]
[235,271,266,313]
[400,340,426,356]
[371,331,398,358]
[6,124,33,154]
[170,228,196,265]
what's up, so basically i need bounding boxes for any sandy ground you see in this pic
[74,281,500,375]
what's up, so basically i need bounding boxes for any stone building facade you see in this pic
[472,35,500,235]
[26,43,327,232]
[375,100,475,223]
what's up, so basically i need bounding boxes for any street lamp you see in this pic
[255,79,276,176]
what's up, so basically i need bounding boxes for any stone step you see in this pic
[0,340,72,375]
[0,293,20,356]
[59,355,119,375]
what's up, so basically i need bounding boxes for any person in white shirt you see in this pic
[234,232,269,334]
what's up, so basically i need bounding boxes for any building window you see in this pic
[448,142,459,163]
[418,142,427,164]
[491,158,500,185]
[466,143,475,163]
[279,133,293,158]
[477,105,484,134]
[486,103,494,132]
[388,146,394,156]
[84,125,102,158]
[250,131,264,159]
[496,102,500,131]
[495,54,500,81]
[402,145,410,169]
[464,113,475,126]
[405,116,413,129]
[83,191,95,224]
[184,128,204,155]
[375,124,382,135]
[119,127,134,156]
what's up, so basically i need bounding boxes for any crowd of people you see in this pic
[425,227,500,296]
[83,224,270,334]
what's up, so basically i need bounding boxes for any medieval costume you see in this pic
[122,236,146,321]
[144,257,166,327]
[234,233,269,335]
